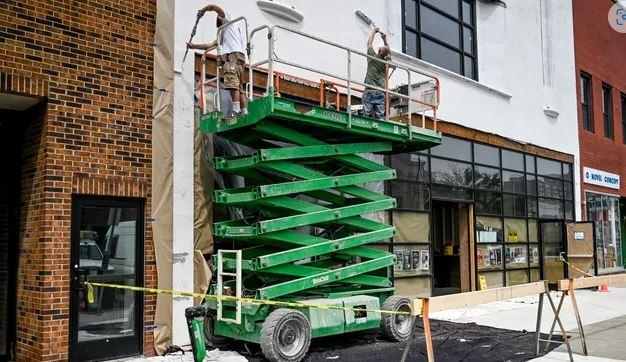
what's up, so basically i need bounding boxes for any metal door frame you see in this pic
[538,219,567,282]
[69,196,145,361]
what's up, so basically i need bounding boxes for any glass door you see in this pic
[540,221,565,283]
[70,197,144,361]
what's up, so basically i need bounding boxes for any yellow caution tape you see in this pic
[559,253,594,278]
[82,282,416,316]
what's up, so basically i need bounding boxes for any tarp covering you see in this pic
[193,106,213,255]
[152,0,174,354]
[566,222,595,278]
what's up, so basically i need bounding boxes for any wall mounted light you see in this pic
[257,0,304,23]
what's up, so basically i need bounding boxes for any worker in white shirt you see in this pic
[188,4,248,117]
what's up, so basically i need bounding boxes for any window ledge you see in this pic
[391,51,512,100]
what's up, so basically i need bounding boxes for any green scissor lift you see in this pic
[200,92,441,361]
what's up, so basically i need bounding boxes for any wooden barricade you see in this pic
[402,281,574,362]
[542,273,626,358]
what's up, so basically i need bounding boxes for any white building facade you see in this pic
[159,0,580,345]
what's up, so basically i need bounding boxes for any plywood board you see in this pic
[557,274,626,290]
[423,282,547,313]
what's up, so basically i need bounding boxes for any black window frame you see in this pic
[580,71,593,132]
[402,0,478,80]
[602,83,614,140]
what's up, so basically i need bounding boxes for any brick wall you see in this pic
[573,0,626,201]
[0,0,156,360]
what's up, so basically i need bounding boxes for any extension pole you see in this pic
[182,10,206,66]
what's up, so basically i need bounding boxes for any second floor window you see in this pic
[580,72,593,132]
[602,83,614,140]
[403,0,477,80]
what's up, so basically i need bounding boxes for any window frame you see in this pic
[580,71,594,132]
[402,0,478,80]
[602,83,614,140]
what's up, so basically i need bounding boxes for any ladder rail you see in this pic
[217,249,242,324]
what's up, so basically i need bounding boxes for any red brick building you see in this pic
[0,1,157,360]
[573,0,626,272]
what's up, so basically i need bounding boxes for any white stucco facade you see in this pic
[168,0,580,342]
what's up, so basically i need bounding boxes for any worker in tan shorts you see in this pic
[188,4,248,117]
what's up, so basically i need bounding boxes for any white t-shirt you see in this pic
[220,12,245,55]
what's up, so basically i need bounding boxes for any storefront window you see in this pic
[388,136,575,291]
[587,192,623,271]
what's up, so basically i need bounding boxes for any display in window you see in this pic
[476,217,503,243]
[420,250,430,271]
[393,248,430,275]
[529,246,540,266]
[505,245,527,265]
[394,251,403,272]
[478,245,503,269]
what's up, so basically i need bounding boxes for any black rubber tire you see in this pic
[204,309,235,349]
[380,296,415,342]
[260,308,312,362]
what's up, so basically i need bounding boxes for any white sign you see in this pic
[583,167,620,190]
[573,231,585,240]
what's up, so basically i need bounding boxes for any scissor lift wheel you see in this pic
[203,309,235,349]
[380,296,415,342]
[260,309,312,362]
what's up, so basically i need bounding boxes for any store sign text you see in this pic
[583,167,620,190]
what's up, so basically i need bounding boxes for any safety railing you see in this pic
[199,19,441,131]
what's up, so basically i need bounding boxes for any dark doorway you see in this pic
[432,201,473,296]
[540,220,566,283]
[0,108,29,361]
[70,196,144,361]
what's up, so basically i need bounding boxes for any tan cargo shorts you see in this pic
[223,52,245,90]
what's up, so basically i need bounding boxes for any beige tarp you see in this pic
[193,107,212,305]
[153,0,213,354]
[194,107,213,255]
[152,0,174,354]
[566,222,595,278]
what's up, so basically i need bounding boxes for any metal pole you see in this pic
[535,291,544,356]
[347,49,352,128]
[268,28,275,97]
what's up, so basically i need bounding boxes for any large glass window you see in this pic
[603,83,614,140]
[586,192,623,271]
[580,72,593,132]
[403,0,477,79]
[388,136,575,290]
[431,158,473,187]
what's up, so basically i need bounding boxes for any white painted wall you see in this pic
[170,1,581,324]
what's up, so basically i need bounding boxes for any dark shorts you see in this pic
[363,89,385,119]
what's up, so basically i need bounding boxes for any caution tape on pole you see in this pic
[82,282,417,316]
